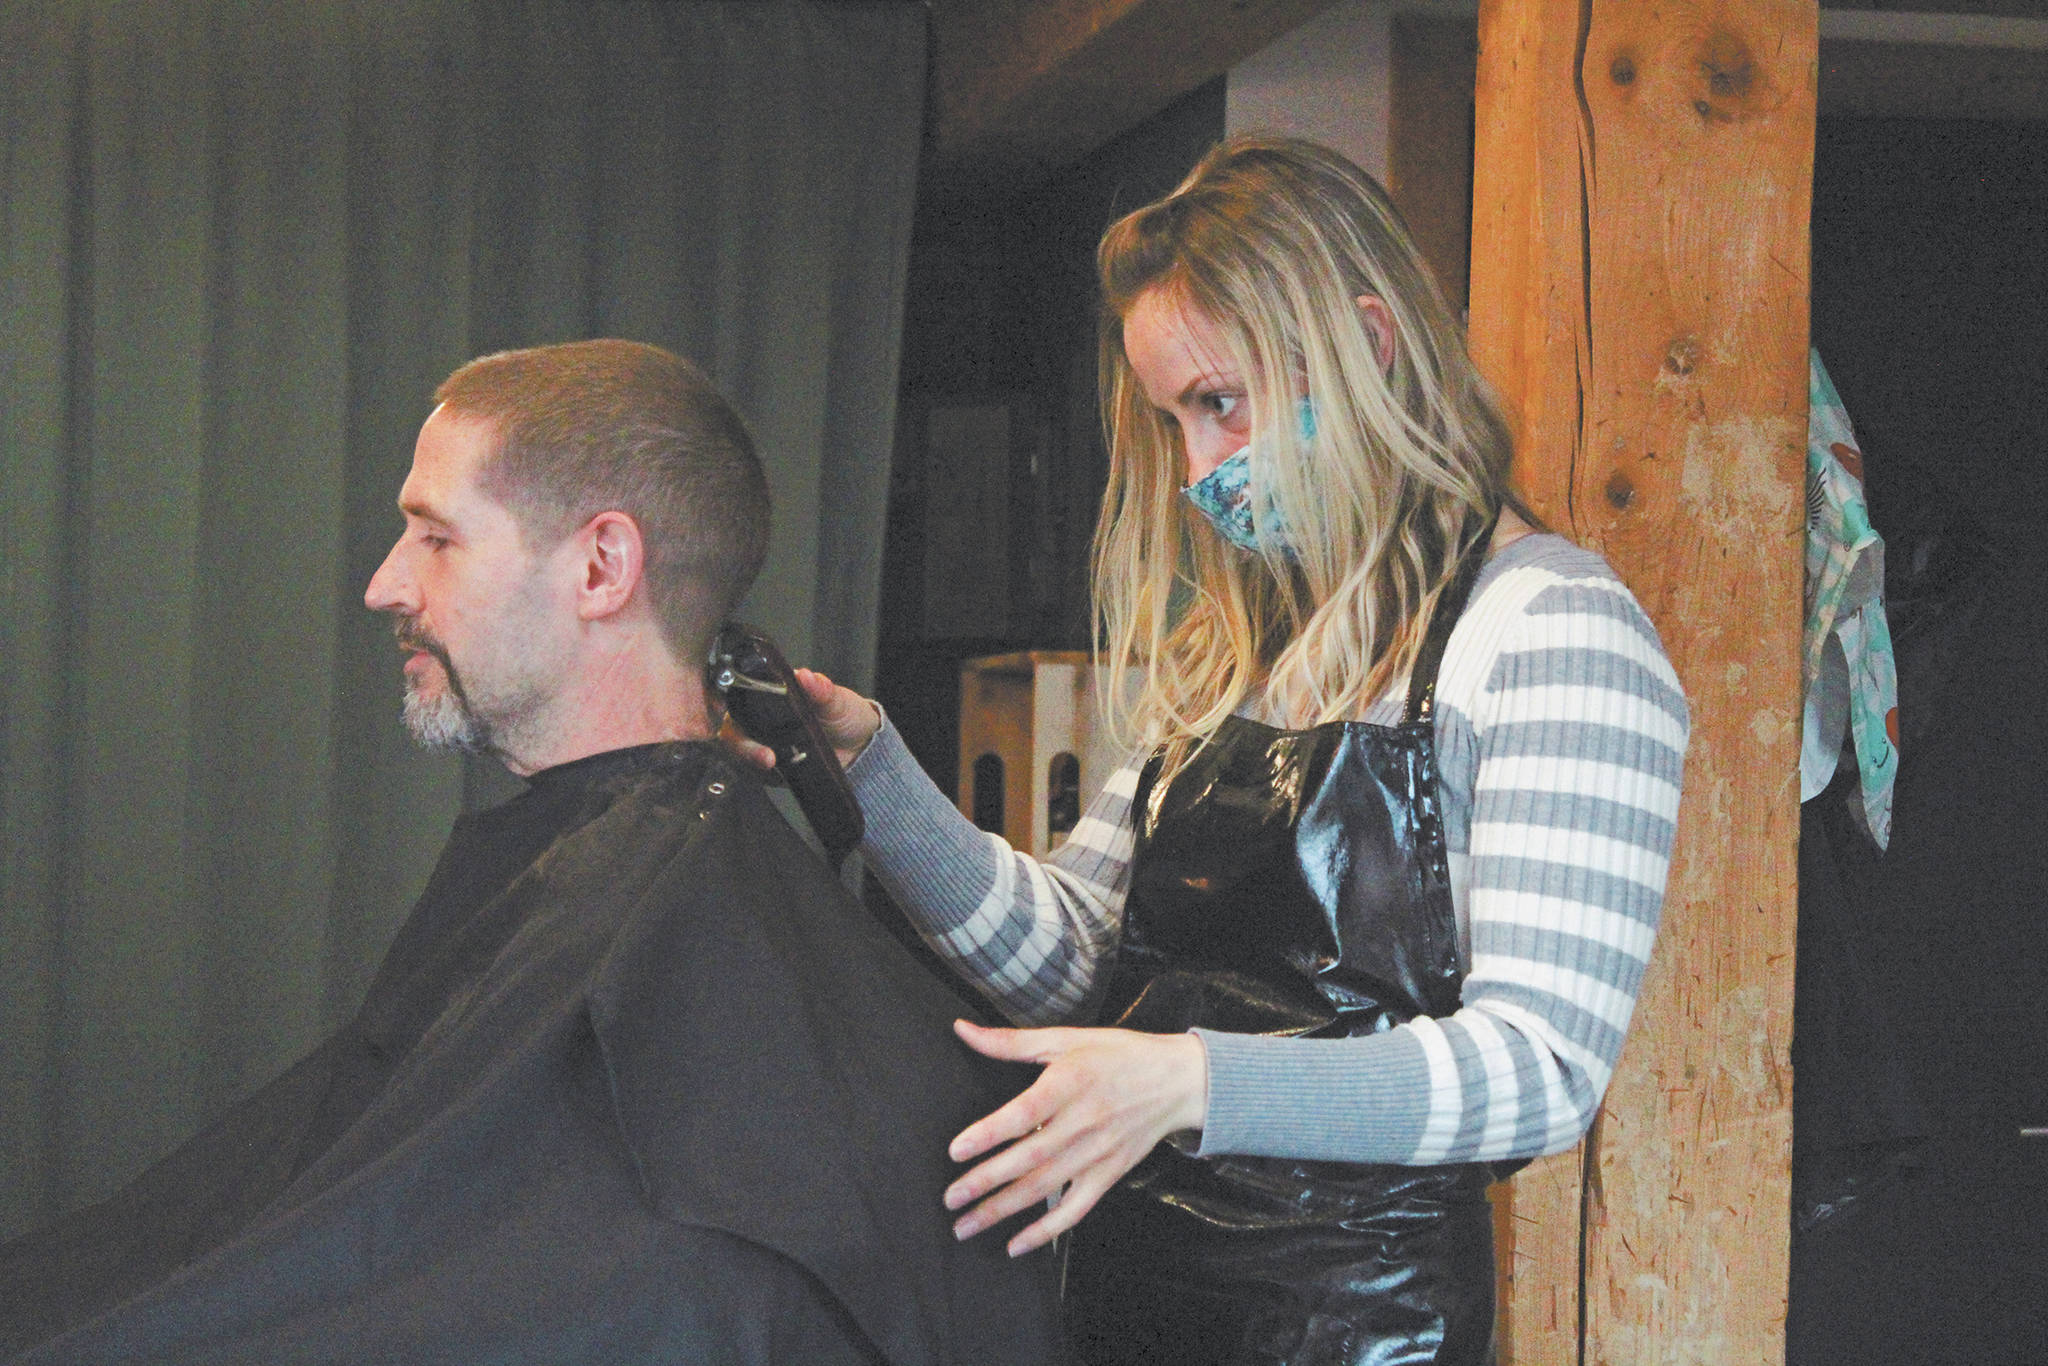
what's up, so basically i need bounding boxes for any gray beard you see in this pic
[392,619,549,761]
[397,631,492,753]
[402,682,486,752]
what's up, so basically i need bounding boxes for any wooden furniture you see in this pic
[956,651,1126,858]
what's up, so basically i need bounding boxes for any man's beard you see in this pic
[395,620,487,753]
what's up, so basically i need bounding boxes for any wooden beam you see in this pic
[1468,1,1815,1361]
[927,0,1339,194]
[918,0,2042,204]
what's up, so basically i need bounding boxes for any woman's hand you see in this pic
[944,1020,1208,1257]
[717,666,881,773]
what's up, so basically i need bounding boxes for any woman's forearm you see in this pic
[849,714,1135,1025]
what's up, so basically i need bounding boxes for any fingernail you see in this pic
[953,1217,978,1241]
[943,1184,966,1211]
[1007,1238,1029,1258]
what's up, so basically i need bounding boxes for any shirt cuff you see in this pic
[1191,1026,1435,1164]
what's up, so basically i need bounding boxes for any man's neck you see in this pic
[495,644,712,777]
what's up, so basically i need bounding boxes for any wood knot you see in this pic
[1693,31,1754,123]
[1664,337,1701,375]
[1610,51,1637,87]
[1605,471,1636,511]
[1701,33,1754,97]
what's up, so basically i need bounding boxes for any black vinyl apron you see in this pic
[1065,536,1505,1366]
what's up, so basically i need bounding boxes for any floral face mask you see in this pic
[1181,397,1316,555]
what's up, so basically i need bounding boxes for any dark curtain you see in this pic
[0,0,923,1240]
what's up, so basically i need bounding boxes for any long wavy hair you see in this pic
[1093,135,1525,782]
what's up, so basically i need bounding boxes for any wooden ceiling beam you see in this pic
[924,0,2043,201]
[926,0,1341,196]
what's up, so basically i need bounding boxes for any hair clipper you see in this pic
[707,622,864,867]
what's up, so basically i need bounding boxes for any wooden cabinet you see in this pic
[956,651,1127,858]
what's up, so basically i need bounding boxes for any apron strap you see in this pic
[1404,515,1500,724]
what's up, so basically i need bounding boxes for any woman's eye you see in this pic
[1202,391,1242,420]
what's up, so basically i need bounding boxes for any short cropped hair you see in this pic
[435,339,770,657]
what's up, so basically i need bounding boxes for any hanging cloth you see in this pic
[1802,350,1900,848]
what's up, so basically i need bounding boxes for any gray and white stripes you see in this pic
[851,534,1688,1166]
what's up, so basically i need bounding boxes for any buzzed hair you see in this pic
[435,339,770,657]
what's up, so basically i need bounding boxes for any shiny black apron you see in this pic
[1065,539,1500,1366]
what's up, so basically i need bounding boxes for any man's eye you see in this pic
[420,532,450,551]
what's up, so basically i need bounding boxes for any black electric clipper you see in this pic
[707,622,864,867]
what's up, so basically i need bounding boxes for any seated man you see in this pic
[0,341,1058,1365]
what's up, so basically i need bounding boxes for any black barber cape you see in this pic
[0,743,1059,1365]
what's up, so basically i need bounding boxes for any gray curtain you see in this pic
[0,0,923,1241]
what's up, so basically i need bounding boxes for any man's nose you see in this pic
[363,542,414,614]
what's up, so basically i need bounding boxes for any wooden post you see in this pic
[1467,3,1816,1362]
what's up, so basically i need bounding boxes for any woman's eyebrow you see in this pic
[1176,370,1234,404]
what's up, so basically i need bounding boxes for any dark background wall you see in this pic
[1788,114,2048,1364]
[1812,116,2047,555]
[1807,113,2048,1115]
[874,80,1227,798]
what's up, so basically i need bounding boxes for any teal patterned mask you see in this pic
[1181,397,1316,555]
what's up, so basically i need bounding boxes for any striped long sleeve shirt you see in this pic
[851,534,1689,1165]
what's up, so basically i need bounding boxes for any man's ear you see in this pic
[574,510,646,622]
[1355,294,1397,374]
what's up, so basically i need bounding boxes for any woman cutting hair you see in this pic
[762,136,1688,1365]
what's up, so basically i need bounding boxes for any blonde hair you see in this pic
[1093,135,1522,782]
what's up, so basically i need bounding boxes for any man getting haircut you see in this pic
[0,340,1058,1366]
